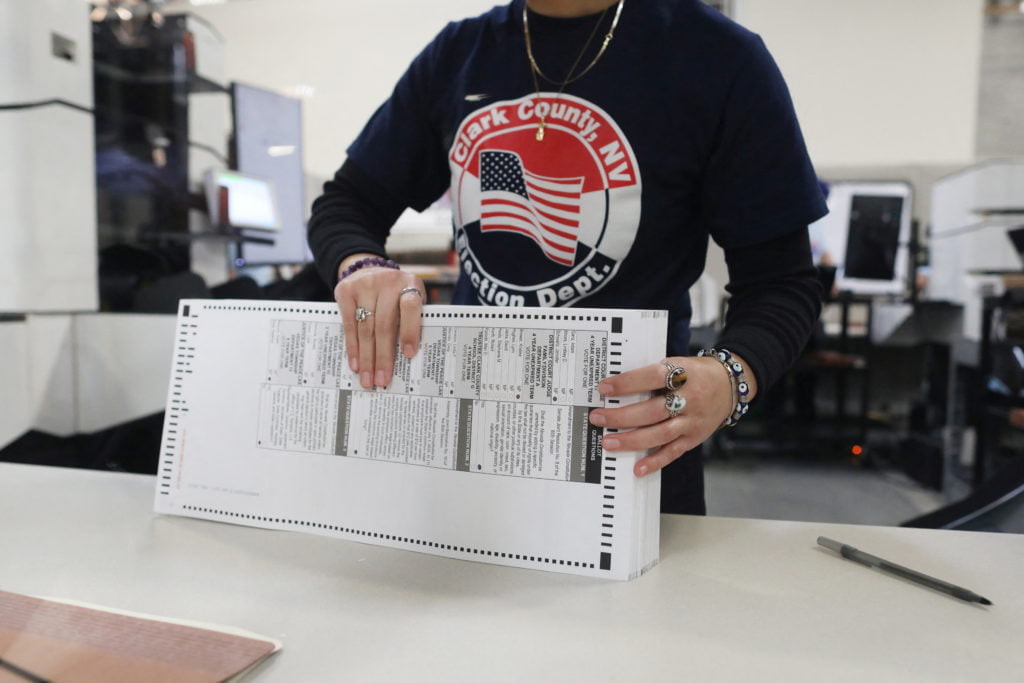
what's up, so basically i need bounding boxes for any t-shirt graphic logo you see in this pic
[480,150,583,267]
[449,93,641,307]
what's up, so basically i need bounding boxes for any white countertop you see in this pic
[2,462,1022,681]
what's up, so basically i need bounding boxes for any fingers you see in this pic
[591,392,677,430]
[601,410,698,453]
[597,362,668,397]
[334,268,424,389]
[371,286,424,385]
[334,280,361,375]
[635,437,694,477]
[591,356,737,477]
[358,298,379,388]
[397,286,426,358]
[598,413,698,477]
[599,413,704,477]
[372,289,399,388]
[600,408,686,451]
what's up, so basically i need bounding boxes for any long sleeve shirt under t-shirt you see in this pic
[309,0,827,396]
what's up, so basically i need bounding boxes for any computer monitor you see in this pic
[203,169,281,232]
[230,82,308,265]
[812,181,913,296]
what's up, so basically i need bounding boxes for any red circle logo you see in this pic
[449,93,642,307]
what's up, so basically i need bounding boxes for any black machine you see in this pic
[92,12,229,309]
[93,13,225,258]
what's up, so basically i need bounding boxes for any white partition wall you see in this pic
[0,322,33,449]
[0,0,97,313]
[1,313,177,449]
[732,0,984,168]
[73,314,178,433]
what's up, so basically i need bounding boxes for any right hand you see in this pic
[334,254,426,389]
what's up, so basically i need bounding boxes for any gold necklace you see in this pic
[523,0,624,141]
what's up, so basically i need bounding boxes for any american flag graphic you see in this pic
[479,150,584,266]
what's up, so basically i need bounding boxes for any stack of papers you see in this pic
[155,301,664,579]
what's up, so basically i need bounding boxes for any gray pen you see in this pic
[816,536,992,606]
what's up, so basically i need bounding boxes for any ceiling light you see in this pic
[285,84,316,99]
[267,145,296,157]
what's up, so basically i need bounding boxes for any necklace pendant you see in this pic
[536,120,545,142]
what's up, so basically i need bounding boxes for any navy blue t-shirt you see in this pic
[346,0,826,355]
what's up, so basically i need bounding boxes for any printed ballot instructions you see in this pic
[155,300,664,579]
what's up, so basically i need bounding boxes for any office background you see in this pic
[2,0,1023,531]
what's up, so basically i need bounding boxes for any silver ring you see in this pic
[664,392,687,419]
[399,287,423,300]
[355,306,374,322]
[662,360,688,391]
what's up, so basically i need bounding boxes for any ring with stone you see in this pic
[355,306,374,322]
[662,360,688,392]
[664,392,687,419]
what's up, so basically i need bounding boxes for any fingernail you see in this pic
[375,370,386,386]
[637,464,649,477]
[597,381,612,395]
[590,412,606,427]
[403,344,414,358]
[602,437,619,450]
[349,357,358,372]
[360,371,371,387]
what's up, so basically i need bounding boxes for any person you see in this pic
[308,0,827,515]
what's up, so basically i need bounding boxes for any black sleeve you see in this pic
[715,227,822,395]
[307,159,409,287]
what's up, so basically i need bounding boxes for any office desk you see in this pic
[2,463,1022,681]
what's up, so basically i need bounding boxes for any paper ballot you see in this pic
[155,300,664,579]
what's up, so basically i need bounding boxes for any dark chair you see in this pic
[901,456,1024,533]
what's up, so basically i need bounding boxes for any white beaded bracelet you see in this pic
[697,347,751,427]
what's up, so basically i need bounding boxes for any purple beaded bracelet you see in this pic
[337,256,400,283]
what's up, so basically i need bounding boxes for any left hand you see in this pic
[588,354,757,477]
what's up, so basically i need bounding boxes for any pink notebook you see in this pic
[0,590,279,683]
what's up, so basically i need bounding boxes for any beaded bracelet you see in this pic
[337,256,400,282]
[697,347,751,428]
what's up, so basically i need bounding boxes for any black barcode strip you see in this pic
[179,505,598,569]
